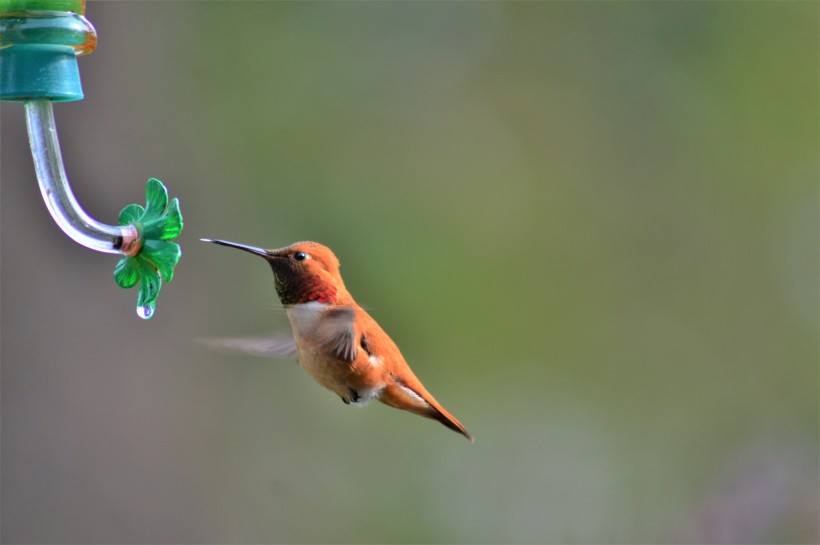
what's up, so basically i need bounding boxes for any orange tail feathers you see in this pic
[429,403,475,443]
[380,381,474,443]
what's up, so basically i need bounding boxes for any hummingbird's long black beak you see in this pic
[201,238,269,258]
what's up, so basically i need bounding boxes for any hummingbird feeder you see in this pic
[0,0,182,319]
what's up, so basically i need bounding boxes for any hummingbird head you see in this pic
[202,239,345,306]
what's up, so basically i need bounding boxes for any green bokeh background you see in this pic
[1,2,817,543]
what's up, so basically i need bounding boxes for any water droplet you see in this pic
[137,305,155,319]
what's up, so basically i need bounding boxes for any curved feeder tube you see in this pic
[26,99,136,254]
[1,0,183,319]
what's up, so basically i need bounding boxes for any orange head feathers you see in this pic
[203,240,347,305]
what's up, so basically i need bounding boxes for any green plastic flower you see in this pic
[113,178,182,319]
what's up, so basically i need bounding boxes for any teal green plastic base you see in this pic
[0,44,83,101]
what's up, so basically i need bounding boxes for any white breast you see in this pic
[286,301,331,338]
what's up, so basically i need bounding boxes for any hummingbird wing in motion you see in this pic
[312,306,360,362]
[199,334,298,358]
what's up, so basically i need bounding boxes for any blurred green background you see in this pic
[1,2,817,543]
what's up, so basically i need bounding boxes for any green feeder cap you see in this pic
[0,1,95,102]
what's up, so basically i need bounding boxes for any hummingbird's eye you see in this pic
[293,251,308,262]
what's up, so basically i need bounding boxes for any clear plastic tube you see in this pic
[25,99,137,254]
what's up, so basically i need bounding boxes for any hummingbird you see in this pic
[202,238,474,442]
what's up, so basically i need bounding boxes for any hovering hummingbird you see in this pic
[202,238,474,442]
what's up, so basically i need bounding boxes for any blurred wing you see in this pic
[314,306,359,363]
[200,333,298,359]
